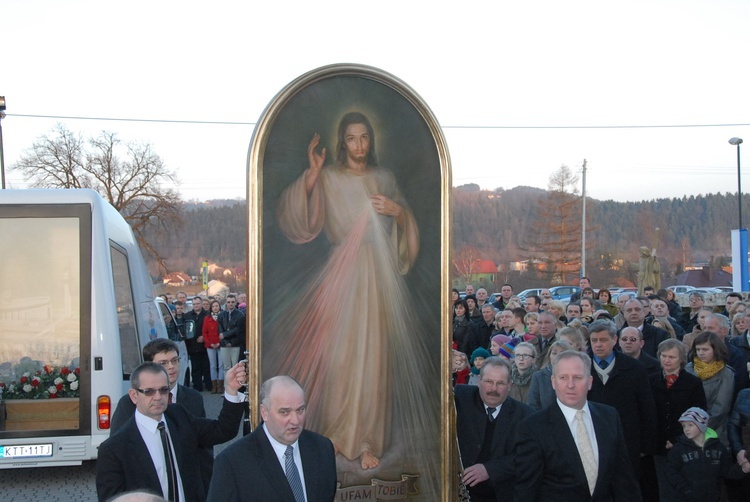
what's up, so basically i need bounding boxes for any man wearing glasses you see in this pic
[112,339,207,431]
[455,357,533,501]
[96,360,247,502]
[110,339,214,499]
[618,326,660,376]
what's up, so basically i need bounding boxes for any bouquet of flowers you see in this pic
[0,365,80,400]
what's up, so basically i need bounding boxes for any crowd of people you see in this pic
[453,278,750,502]
[159,291,247,395]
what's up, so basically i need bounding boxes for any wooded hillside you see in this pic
[143,189,746,289]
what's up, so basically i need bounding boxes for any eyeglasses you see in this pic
[620,337,639,342]
[515,354,536,360]
[134,386,171,397]
[155,357,180,367]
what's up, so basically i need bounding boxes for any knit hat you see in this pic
[492,334,512,348]
[501,337,521,360]
[470,348,491,365]
[678,407,710,433]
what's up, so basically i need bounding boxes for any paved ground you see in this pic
[2,390,244,502]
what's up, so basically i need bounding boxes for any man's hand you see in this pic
[462,464,489,487]
[224,362,247,396]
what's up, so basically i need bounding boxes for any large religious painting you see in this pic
[247,64,453,500]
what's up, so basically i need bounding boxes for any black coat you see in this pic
[514,401,642,501]
[455,385,534,501]
[96,398,245,502]
[206,427,337,502]
[109,384,213,497]
[587,352,658,477]
[618,323,669,358]
[649,369,707,455]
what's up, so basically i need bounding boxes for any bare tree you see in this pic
[12,123,181,269]
[453,245,483,287]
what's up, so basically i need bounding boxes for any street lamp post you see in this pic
[729,137,747,292]
[0,96,6,190]
[730,137,744,229]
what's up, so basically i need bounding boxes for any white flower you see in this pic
[54,377,64,385]
[23,384,32,393]
[48,386,58,394]
[70,381,79,391]
[67,373,77,382]
[22,372,30,378]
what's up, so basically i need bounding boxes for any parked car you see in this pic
[517,288,543,301]
[689,287,723,295]
[715,286,735,293]
[549,286,581,304]
[667,285,696,295]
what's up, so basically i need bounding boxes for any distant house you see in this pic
[453,259,498,289]
[668,266,733,288]
[162,271,191,287]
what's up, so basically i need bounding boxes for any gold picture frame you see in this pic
[246,63,454,500]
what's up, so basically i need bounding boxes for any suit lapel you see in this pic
[588,403,611,497]
[256,428,296,500]
[126,418,163,495]
[548,404,589,489]
[299,432,321,499]
[492,399,513,450]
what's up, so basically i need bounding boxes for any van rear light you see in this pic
[97,396,111,430]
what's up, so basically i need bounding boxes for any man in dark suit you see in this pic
[96,361,247,502]
[587,320,657,501]
[463,304,496,357]
[111,339,206,431]
[184,296,211,392]
[110,339,213,496]
[619,299,668,358]
[207,376,337,502]
[455,357,534,502]
[619,327,660,376]
[514,350,641,501]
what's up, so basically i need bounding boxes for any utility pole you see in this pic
[581,159,587,278]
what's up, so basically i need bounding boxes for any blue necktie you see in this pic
[285,445,305,502]
[598,359,609,369]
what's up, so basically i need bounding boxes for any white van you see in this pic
[0,189,171,468]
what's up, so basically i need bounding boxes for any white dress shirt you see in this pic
[556,399,599,465]
[263,423,308,502]
[134,410,186,502]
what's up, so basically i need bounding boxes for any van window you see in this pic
[110,244,139,380]
[0,214,83,431]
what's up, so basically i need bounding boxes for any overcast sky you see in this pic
[3,0,749,203]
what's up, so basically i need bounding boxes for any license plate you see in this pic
[0,443,53,459]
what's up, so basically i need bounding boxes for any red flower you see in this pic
[31,378,40,388]
[56,383,64,391]
[44,365,53,374]
[35,370,41,376]
[74,368,80,375]
[0,382,5,388]
[61,367,71,376]
[20,376,28,384]
[49,393,58,399]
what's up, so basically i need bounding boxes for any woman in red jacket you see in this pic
[202,300,223,393]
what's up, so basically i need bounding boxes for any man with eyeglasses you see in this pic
[96,360,247,502]
[618,327,660,376]
[455,357,533,501]
[110,339,214,498]
[112,339,208,431]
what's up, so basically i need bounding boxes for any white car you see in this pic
[667,285,696,295]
